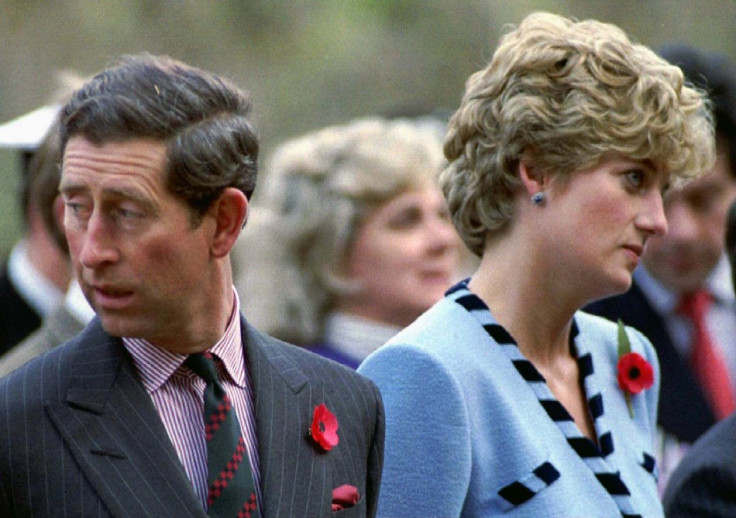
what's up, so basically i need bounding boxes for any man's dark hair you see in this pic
[60,53,259,222]
[659,43,736,178]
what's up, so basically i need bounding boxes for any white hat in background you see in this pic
[0,105,60,151]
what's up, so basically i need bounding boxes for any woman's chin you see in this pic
[590,276,633,304]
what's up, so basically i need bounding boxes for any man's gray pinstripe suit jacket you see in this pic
[0,316,384,518]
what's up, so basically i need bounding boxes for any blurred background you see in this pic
[1,0,733,256]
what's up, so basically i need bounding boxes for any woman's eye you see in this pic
[391,211,422,230]
[626,169,644,188]
[388,208,422,229]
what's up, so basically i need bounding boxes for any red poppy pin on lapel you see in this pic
[617,319,654,418]
[309,403,339,451]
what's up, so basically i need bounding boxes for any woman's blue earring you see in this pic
[531,192,545,205]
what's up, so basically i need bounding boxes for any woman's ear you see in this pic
[210,187,249,258]
[518,155,547,197]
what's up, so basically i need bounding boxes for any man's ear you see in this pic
[210,187,248,258]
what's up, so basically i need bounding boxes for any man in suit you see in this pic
[662,199,736,516]
[0,104,71,353]
[585,44,736,489]
[0,54,384,518]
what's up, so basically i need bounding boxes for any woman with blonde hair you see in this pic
[359,12,715,517]
[234,116,462,368]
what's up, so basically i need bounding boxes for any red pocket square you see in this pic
[332,484,360,511]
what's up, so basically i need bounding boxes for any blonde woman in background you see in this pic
[234,116,463,368]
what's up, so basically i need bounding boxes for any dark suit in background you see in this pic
[663,399,736,517]
[0,267,42,355]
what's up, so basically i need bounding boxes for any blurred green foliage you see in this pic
[1,0,734,257]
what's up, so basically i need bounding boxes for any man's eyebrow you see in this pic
[101,186,154,205]
[58,181,86,196]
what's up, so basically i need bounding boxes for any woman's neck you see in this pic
[468,235,578,368]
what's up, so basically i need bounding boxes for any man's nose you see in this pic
[662,201,701,241]
[77,212,120,268]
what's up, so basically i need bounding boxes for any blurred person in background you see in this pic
[586,44,736,491]
[662,199,736,517]
[0,103,69,353]
[359,12,714,517]
[234,116,463,369]
[0,115,94,378]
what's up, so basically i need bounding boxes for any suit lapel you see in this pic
[243,319,331,518]
[45,321,205,518]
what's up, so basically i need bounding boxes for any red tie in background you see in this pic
[678,291,736,419]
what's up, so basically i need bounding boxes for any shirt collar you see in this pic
[123,288,245,393]
[7,240,64,317]
[633,265,679,315]
[63,279,95,325]
[706,254,735,304]
[323,311,401,363]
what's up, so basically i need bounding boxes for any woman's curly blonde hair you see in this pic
[442,12,716,256]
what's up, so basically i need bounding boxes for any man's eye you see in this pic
[687,191,715,212]
[65,202,87,215]
[117,207,142,219]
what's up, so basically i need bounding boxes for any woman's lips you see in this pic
[622,244,643,266]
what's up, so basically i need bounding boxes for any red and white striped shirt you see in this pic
[122,290,261,510]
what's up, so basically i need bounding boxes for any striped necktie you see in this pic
[186,352,261,518]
